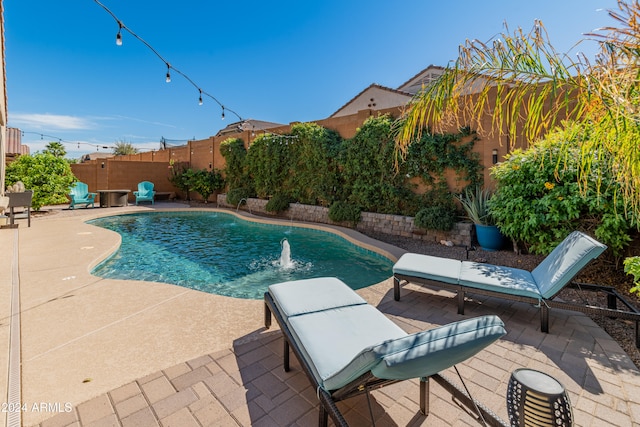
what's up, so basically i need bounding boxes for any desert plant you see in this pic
[113,140,138,156]
[457,187,494,225]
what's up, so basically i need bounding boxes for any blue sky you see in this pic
[4,0,619,159]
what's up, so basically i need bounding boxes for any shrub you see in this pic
[341,115,410,214]
[287,123,343,205]
[226,187,253,207]
[414,185,458,231]
[265,193,291,213]
[168,161,192,200]
[220,138,250,190]
[328,201,361,226]
[190,169,225,202]
[414,205,457,231]
[5,152,75,210]
[406,126,483,189]
[245,134,292,199]
[489,122,633,255]
[625,257,640,294]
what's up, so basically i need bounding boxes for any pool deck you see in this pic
[3,202,640,426]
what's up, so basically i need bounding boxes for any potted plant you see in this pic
[457,187,505,251]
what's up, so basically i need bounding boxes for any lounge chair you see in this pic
[134,181,155,205]
[264,277,507,426]
[68,182,96,209]
[7,190,33,226]
[394,231,640,347]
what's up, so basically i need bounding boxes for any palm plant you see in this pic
[396,0,640,225]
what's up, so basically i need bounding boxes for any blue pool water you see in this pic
[89,211,393,299]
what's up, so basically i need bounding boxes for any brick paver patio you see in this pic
[5,204,640,426]
[37,281,640,426]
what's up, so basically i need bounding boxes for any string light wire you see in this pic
[93,0,243,121]
[20,131,113,152]
[19,131,176,153]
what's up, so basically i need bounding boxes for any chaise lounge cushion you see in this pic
[370,315,506,381]
[458,263,541,299]
[289,304,407,391]
[268,277,506,392]
[393,231,607,302]
[268,277,367,318]
[392,254,461,285]
[531,231,607,299]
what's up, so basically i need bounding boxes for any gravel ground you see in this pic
[364,230,640,369]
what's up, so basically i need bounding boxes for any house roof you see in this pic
[215,119,285,137]
[329,83,413,118]
[80,152,114,163]
[396,65,446,94]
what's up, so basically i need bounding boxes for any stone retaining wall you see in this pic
[218,195,473,247]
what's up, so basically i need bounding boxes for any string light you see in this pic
[115,22,123,46]
[18,130,167,154]
[93,0,243,121]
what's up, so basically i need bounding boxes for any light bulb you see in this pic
[198,91,203,105]
[116,23,123,46]
[166,70,171,83]
[221,108,225,120]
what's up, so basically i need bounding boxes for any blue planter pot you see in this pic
[475,224,505,251]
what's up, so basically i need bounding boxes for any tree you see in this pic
[113,141,138,156]
[5,153,75,210]
[43,141,67,158]
[396,1,640,225]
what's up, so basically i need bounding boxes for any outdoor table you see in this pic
[98,190,130,208]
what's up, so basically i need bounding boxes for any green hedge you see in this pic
[221,116,482,227]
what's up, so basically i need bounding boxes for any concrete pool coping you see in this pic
[3,202,640,426]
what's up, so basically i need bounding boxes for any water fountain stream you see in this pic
[279,238,294,269]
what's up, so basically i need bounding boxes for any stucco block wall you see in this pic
[71,161,180,202]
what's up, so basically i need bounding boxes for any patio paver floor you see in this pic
[4,204,640,426]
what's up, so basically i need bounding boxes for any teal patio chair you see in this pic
[134,181,156,205]
[68,182,96,209]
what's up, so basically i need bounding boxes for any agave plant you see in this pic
[457,187,494,226]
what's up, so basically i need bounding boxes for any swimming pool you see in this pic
[89,211,394,299]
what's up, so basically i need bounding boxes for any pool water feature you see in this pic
[89,211,393,299]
